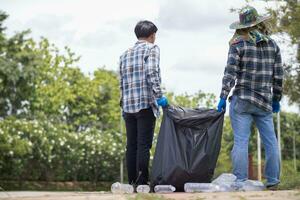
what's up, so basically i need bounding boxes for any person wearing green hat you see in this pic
[217,6,283,189]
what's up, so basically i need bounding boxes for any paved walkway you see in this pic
[0,190,299,200]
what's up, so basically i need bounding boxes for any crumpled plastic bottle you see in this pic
[184,173,265,193]
[211,173,237,192]
[154,185,176,193]
[212,173,237,185]
[212,173,265,192]
[238,180,265,191]
[111,182,134,194]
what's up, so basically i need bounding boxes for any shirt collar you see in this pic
[135,40,148,45]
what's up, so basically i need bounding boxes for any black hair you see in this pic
[134,20,158,39]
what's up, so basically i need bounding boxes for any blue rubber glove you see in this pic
[157,96,168,108]
[272,101,280,113]
[217,98,226,112]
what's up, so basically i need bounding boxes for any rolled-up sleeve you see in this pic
[146,46,163,99]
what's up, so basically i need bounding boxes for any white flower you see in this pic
[60,141,65,146]
[8,137,13,144]
[9,151,14,156]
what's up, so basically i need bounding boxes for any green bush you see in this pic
[0,117,125,182]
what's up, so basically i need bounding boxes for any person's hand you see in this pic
[272,101,280,113]
[157,96,168,108]
[217,98,226,112]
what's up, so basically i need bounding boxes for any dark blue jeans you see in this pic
[124,107,156,185]
[229,96,280,186]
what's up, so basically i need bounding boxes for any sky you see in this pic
[1,0,298,112]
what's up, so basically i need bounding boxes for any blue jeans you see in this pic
[229,96,280,186]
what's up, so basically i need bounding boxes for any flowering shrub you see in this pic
[0,117,125,182]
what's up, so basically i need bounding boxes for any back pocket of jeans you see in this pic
[233,97,251,114]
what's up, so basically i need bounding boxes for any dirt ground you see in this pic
[0,190,300,200]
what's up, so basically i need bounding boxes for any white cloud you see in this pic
[158,0,236,31]
[2,0,292,110]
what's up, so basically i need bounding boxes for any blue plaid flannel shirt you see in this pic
[119,40,163,117]
[220,38,283,112]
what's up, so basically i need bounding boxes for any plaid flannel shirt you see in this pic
[220,38,283,112]
[119,40,163,117]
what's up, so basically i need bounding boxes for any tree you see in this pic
[0,11,43,117]
[265,0,300,108]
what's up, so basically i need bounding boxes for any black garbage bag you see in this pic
[151,105,225,191]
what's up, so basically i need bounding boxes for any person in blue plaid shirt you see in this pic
[119,20,168,187]
[217,6,283,190]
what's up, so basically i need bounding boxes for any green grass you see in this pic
[278,160,300,190]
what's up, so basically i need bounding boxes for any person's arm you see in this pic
[220,44,241,99]
[118,57,123,107]
[146,46,163,99]
[272,44,283,102]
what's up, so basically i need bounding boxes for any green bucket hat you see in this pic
[230,6,271,29]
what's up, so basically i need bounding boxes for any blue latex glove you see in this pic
[217,98,226,112]
[272,101,280,113]
[157,96,168,108]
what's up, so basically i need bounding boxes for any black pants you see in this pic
[124,108,156,185]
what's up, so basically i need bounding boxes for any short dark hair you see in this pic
[134,20,158,39]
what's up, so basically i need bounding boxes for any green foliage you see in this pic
[0,9,299,191]
[275,112,300,160]
[0,11,124,183]
[0,30,42,116]
[264,0,300,107]
[0,117,124,182]
[279,159,300,189]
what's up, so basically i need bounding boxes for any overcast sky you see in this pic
[1,0,298,111]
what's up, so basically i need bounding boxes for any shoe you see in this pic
[266,183,279,190]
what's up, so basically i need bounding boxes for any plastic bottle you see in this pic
[240,180,265,191]
[184,183,220,193]
[211,173,237,192]
[212,173,237,185]
[136,185,150,193]
[154,185,176,193]
[111,182,134,194]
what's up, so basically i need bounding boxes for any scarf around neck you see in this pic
[229,29,270,45]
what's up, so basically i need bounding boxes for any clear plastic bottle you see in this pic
[184,183,220,193]
[240,180,265,191]
[136,185,150,193]
[154,185,176,193]
[212,173,237,192]
[111,182,134,194]
[212,173,237,185]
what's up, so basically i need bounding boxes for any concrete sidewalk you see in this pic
[0,190,299,200]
